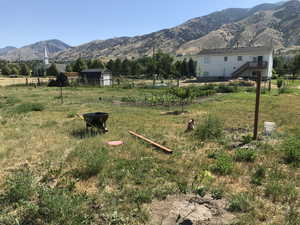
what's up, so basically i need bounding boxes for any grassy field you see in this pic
[0,83,299,225]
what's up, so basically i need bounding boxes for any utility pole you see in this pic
[253,71,262,140]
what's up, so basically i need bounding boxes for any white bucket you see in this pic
[264,122,276,136]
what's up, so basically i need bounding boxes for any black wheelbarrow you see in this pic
[78,112,109,134]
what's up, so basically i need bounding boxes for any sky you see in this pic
[0,0,280,48]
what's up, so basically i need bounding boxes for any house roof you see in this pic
[199,46,273,56]
[81,69,103,73]
[81,68,112,73]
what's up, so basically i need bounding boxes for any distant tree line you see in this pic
[273,53,300,78]
[66,51,198,80]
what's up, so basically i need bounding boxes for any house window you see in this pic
[203,72,210,76]
[224,56,228,62]
[237,56,243,61]
[204,56,210,64]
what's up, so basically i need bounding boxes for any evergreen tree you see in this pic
[66,64,72,72]
[73,58,87,72]
[47,63,59,76]
[1,64,11,75]
[20,63,30,76]
[181,59,189,77]
[188,58,197,77]
[121,59,131,76]
[10,65,20,75]
[91,59,104,69]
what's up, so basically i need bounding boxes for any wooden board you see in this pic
[129,130,173,154]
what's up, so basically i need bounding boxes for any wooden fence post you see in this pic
[253,72,262,140]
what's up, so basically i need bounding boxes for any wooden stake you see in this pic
[253,72,262,140]
[129,130,173,154]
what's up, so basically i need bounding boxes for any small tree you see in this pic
[1,64,11,75]
[47,63,59,76]
[73,58,87,72]
[20,64,30,76]
[169,87,193,113]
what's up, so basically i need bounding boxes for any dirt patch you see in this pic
[149,194,235,225]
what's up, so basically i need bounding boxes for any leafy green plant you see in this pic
[211,188,224,200]
[194,114,224,141]
[282,136,300,167]
[210,153,233,175]
[228,193,252,213]
[196,186,208,197]
[234,148,256,162]
[67,111,77,118]
[169,87,194,112]
[241,135,252,145]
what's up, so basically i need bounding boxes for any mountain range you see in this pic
[1,0,300,62]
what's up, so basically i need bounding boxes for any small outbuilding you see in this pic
[80,69,112,86]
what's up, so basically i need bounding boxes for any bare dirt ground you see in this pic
[149,194,235,225]
[0,77,52,86]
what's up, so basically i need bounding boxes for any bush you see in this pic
[12,102,45,114]
[48,73,70,87]
[282,136,300,167]
[210,153,233,175]
[228,193,252,213]
[234,148,256,162]
[194,114,224,141]
[4,169,35,203]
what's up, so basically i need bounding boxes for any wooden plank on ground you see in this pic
[128,130,173,154]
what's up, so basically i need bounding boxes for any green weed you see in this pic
[234,148,256,162]
[194,114,224,141]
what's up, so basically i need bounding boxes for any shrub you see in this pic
[282,136,300,167]
[251,166,266,185]
[194,114,224,141]
[4,169,35,203]
[210,153,233,175]
[228,193,252,213]
[12,102,45,114]
[234,148,256,162]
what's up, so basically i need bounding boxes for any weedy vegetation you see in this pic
[0,82,299,224]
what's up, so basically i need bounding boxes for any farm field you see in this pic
[0,83,300,225]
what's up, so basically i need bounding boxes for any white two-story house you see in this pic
[197,46,273,81]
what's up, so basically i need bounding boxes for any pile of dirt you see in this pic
[149,194,235,225]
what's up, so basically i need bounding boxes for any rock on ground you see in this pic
[149,194,235,225]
